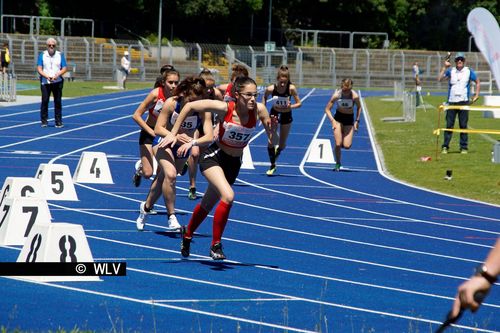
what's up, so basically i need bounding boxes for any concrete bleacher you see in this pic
[1,32,494,90]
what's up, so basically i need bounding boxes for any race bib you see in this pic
[273,96,289,108]
[221,123,254,148]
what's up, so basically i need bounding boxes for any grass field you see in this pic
[15,80,500,205]
[364,93,500,205]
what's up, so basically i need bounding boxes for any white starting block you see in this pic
[35,163,78,201]
[0,176,52,220]
[0,177,46,202]
[17,223,100,282]
[306,138,335,164]
[73,152,113,184]
[0,197,51,245]
[241,145,255,170]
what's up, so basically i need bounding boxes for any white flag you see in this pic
[467,7,500,92]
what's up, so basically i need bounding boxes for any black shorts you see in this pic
[334,111,354,126]
[271,109,293,125]
[139,125,155,145]
[199,142,241,185]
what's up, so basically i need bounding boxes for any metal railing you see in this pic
[0,33,494,93]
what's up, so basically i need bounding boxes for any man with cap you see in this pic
[438,52,480,154]
[120,50,131,89]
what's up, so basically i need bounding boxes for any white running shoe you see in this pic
[136,202,151,231]
[167,214,181,230]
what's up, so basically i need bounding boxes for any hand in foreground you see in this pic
[450,276,490,318]
[157,132,176,149]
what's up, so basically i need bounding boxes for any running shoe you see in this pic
[210,242,226,260]
[333,163,341,172]
[180,226,191,258]
[168,214,182,230]
[133,161,142,187]
[441,147,448,154]
[266,165,276,176]
[180,161,189,176]
[460,149,468,154]
[41,122,48,128]
[136,202,151,231]
[188,187,197,200]
[55,123,64,128]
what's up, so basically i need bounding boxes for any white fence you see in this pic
[0,74,16,102]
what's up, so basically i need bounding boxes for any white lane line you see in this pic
[1,275,314,333]
[2,265,496,332]
[47,203,497,294]
[0,111,135,149]
[49,130,139,164]
[75,181,494,250]
[235,179,498,246]
[0,92,146,120]
[360,91,500,209]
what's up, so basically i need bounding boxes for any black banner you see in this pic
[0,262,126,276]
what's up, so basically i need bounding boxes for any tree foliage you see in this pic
[3,0,500,50]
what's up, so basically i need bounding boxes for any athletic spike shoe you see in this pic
[132,172,141,187]
[136,202,151,231]
[266,165,276,176]
[210,242,226,260]
[188,187,197,200]
[333,163,341,172]
[180,161,189,176]
[168,214,182,231]
[180,226,191,258]
[133,160,142,187]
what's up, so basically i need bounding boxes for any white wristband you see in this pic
[191,140,197,147]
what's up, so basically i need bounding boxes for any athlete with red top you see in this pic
[218,63,249,102]
[163,76,273,260]
[132,66,180,187]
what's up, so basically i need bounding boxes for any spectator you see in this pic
[438,52,480,154]
[37,37,67,128]
[1,42,10,74]
[120,50,131,89]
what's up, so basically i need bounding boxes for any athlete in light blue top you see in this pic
[438,52,480,154]
[37,37,68,128]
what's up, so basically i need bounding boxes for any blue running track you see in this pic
[0,88,499,332]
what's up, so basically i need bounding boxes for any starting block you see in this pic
[0,197,51,245]
[0,177,46,202]
[0,177,52,220]
[241,145,255,170]
[73,151,113,184]
[35,163,78,201]
[17,223,100,282]
[306,139,335,164]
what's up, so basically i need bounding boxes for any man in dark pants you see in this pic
[37,37,68,128]
[437,52,480,154]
